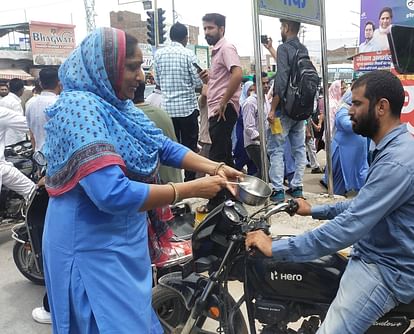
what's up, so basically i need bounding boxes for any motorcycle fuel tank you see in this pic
[246,250,347,304]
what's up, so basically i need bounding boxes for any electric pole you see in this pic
[84,0,96,33]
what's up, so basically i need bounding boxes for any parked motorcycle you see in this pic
[0,140,35,224]
[153,199,414,334]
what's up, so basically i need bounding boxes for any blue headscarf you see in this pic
[44,28,166,196]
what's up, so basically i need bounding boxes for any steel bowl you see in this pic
[236,175,272,206]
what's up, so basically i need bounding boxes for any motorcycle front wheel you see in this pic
[152,285,248,334]
[13,241,45,285]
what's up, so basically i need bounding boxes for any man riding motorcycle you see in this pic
[246,70,414,334]
[0,106,35,203]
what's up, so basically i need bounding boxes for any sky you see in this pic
[0,0,361,56]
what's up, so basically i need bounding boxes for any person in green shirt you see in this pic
[133,75,183,184]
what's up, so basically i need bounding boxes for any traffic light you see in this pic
[157,8,166,44]
[146,11,156,46]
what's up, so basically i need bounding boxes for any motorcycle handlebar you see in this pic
[262,199,299,220]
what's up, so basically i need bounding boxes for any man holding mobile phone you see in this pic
[154,22,203,181]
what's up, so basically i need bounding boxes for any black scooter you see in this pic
[152,200,414,334]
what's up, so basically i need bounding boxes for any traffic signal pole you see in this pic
[146,1,166,47]
[153,0,159,47]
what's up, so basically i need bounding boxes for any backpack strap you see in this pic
[284,47,299,98]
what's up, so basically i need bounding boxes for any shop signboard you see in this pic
[29,21,76,66]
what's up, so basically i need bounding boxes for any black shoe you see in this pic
[319,179,328,189]
[311,167,323,174]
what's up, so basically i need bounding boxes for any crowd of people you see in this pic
[0,9,413,334]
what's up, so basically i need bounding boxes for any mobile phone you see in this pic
[260,35,268,44]
[192,62,203,73]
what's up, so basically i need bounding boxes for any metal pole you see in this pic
[319,0,333,196]
[172,0,176,24]
[154,0,159,47]
[251,0,269,183]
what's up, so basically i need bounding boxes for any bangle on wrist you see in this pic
[213,162,226,176]
[168,182,180,205]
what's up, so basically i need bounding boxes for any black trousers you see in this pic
[207,104,238,209]
[43,292,50,312]
[246,144,263,179]
[208,104,237,167]
[172,109,199,181]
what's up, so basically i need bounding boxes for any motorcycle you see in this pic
[11,151,47,284]
[153,199,414,334]
[0,140,35,224]
[11,154,194,286]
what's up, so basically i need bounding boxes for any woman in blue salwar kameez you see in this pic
[42,27,241,334]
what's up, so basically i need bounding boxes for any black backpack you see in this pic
[282,49,320,121]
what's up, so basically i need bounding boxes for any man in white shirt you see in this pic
[0,106,35,200]
[145,85,163,109]
[359,21,378,53]
[0,82,8,99]
[0,78,26,146]
[242,72,270,179]
[26,68,61,152]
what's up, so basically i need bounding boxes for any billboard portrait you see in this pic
[359,0,414,53]
[29,21,76,66]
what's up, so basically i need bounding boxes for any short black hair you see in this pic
[125,32,138,58]
[253,71,268,84]
[365,21,375,30]
[202,13,226,29]
[379,7,393,19]
[32,80,42,94]
[280,19,301,34]
[8,78,24,94]
[170,22,188,42]
[39,68,59,90]
[133,80,146,104]
[352,70,404,118]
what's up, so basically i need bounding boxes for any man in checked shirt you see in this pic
[154,22,203,181]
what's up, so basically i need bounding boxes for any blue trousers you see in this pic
[318,258,398,334]
[267,114,306,191]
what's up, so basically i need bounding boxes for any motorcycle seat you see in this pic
[392,299,414,314]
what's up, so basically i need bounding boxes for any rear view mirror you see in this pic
[388,25,414,74]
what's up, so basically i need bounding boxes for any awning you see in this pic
[0,68,34,81]
[0,23,29,39]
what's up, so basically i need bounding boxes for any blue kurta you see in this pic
[43,140,188,333]
[325,107,368,195]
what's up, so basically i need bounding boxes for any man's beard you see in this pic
[351,104,380,138]
[281,34,286,43]
[205,35,220,46]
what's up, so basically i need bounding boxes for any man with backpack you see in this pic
[267,19,318,203]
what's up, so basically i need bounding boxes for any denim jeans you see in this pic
[267,114,306,190]
[318,257,398,334]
